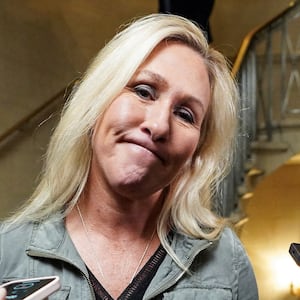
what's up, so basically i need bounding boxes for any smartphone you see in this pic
[0,276,60,300]
[289,243,300,266]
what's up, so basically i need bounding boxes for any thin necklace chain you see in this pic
[76,203,156,283]
[76,204,105,278]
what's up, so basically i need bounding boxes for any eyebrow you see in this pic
[135,70,168,88]
[134,69,206,113]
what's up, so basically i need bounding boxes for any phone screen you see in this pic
[5,278,54,300]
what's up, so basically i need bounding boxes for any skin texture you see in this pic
[0,288,6,299]
[66,41,211,298]
[90,41,211,201]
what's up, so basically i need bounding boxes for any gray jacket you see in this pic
[0,217,258,299]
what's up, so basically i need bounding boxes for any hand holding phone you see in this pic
[0,276,60,300]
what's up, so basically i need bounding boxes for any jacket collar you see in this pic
[26,215,215,297]
[144,231,214,299]
[26,215,88,276]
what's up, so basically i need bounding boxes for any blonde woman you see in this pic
[0,14,258,299]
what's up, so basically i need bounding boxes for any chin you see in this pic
[112,173,165,199]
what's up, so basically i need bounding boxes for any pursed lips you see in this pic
[121,137,166,164]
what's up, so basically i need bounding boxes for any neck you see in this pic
[75,177,165,240]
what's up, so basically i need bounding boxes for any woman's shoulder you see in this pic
[218,226,241,245]
[0,216,66,269]
[212,228,258,298]
[199,226,256,275]
[167,227,258,298]
[0,221,36,256]
[0,221,35,272]
[1,215,65,243]
[0,221,34,239]
[211,226,249,260]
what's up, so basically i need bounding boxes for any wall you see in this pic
[0,1,299,299]
[0,0,293,133]
[210,0,292,59]
[0,0,157,217]
[0,0,295,229]
[240,156,300,300]
[0,0,157,134]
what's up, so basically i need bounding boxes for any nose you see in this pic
[141,102,171,142]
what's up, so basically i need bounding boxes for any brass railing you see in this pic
[220,0,300,217]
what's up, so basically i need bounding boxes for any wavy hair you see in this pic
[9,14,238,261]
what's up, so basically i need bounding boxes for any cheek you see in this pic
[174,131,200,164]
[104,96,143,129]
[92,97,139,139]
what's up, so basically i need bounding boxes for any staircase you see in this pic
[219,0,300,222]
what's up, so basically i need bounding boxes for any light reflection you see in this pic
[270,253,300,295]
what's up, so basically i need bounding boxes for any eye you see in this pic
[174,106,195,124]
[133,84,156,100]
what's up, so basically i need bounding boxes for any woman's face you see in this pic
[90,42,211,199]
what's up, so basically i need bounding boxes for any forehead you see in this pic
[144,40,202,63]
[132,41,211,110]
[136,41,208,81]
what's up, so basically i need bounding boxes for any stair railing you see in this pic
[219,0,300,218]
[0,80,77,147]
[1,2,300,219]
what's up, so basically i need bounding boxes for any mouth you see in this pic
[122,138,165,164]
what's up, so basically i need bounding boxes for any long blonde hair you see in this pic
[9,14,238,250]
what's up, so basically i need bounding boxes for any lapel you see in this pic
[143,231,213,299]
[26,216,88,277]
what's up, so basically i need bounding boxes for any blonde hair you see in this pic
[10,14,238,257]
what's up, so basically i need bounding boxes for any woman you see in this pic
[0,14,258,299]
